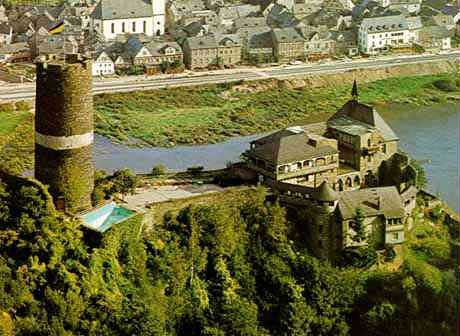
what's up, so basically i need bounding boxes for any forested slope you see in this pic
[0,178,457,335]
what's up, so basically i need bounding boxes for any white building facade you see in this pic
[92,51,115,76]
[91,0,165,40]
[358,15,412,55]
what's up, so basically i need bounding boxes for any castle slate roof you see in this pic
[248,129,338,165]
[91,0,153,20]
[338,186,405,220]
[328,100,398,141]
[314,181,338,202]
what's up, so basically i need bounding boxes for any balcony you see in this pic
[278,163,338,180]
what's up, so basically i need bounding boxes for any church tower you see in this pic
[35,54,94,213]
[152,0,166,36]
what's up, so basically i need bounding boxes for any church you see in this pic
[91,0,166,40]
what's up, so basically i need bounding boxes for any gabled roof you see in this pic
[420,25,451,39]
[125,36,152,58]
[248,128,338,165]
[185,35,218,49]
[338,186,405,220]
[328,99,398,141]
[146,40,182,56]
[91,0,153,20]
[272,27,305,43]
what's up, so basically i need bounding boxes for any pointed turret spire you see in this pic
[351,80,358,100]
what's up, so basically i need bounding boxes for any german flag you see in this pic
[49,21,65,35]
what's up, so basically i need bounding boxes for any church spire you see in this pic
[351,80,358,100]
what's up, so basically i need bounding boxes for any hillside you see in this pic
[0,176,458,335]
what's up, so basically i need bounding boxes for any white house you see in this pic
[358,15,411,55]
[91,0,165,40]
[0,23,12,45]
[388,0,422,15]
[92,51,115,76]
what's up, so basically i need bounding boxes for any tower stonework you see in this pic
[35,55,94,213]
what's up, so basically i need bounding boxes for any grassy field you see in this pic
[0,110,34,175]
[94,73,459,147]
[0,72,457,175]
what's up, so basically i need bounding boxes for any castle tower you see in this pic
[35,54,94,213]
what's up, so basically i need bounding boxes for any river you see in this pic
[379,103,459,212]
[93,102,459,211]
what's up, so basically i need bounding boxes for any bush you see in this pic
[187,166,204,175]
[14,100,31,111]
[384,245,396,262]
[432,79,456,92]
[340,246,378,268]
[213,171,242,187]
[91,185,107,206]
[0,103,15,113]
[151,164,167,176]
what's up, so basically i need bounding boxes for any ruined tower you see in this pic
[35,54,94,213]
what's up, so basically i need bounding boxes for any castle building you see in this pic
[91,0,166,40]
[245,81,416,260]
[245,126,339,187]
[245,81,398,192]
[35,54,94,213]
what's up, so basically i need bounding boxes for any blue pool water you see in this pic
[81,202,136,233]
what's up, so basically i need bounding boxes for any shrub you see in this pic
[340,246,378,268]
[433,79,456,92]
[151,164,167,176]
[0,103,14,113]
[187,166,204,175]
[384,245,396,262]
[91,185,107,206]
[213,171,242,187]
[15,100,31,111]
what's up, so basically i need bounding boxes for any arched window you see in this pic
[111,23,115,33]
[132,21,136,32]
[143,21,147,33]
[367,139,371,147]
[338,179,344,191]
[122,22,126,32]
[346,177,352,188]
[316,158,326,166]
[354,175,360,187]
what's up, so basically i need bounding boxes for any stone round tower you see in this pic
[35,54,94,213]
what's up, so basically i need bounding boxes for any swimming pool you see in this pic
[81,202,136,233]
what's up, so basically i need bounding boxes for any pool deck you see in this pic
[123,184,226,209]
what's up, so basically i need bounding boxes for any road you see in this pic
[0,52,458,102]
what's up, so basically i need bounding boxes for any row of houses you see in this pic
[0,0,458,76]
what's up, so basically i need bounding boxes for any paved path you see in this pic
[124,184,225,209]
[0,51,458,102]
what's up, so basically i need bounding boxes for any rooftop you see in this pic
[338,186,405,220]
[248,128,338,165]
[91,0,153,20]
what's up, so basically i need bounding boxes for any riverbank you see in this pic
[95,72,459,147]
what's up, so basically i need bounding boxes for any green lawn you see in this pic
[94,73,458,147]
[0,111,29,138]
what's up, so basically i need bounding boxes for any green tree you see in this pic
[110,169,138,199]
[351,208,366,243]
